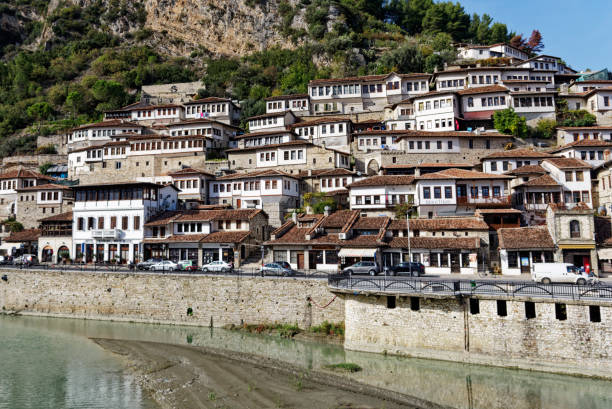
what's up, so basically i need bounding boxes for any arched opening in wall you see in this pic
[366,159,379,176]
[57,246,70,263]
[41,246,53,263]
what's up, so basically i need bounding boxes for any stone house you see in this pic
[15,183,74,230]
[0,168,55,221]
[143,208,268,267]
[264,93,310,116]
[37,211,72,263]
[546,203,598,275]
[498,226,556,275]
[347,175,416,217]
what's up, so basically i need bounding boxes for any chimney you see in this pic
[414,167,421,177]
[292,211,298,224]
[324,206,331,217]
[308,169,312,177]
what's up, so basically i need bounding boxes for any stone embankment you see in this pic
[0,269,343,328]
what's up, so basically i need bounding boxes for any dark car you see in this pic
[137,258,163,270]
[388,262,425,276]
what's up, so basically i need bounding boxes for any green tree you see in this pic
[65,90,84,118]
[26,102,53,132]
[91,79,129,112]
[394,198,415,220]
[377,43,424,74]
[493,108,528,138]
[532,119,557,139]
[422,2,470,41]
[3,218,24,233]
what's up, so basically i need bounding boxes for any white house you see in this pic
[556,126,612,145]
[72,181,179,264]
[183,97,240,125]
[247,111,297,133]
[541,157,593,208]
[347,175,417,217]
[481,148,554,174]
[457,43,529,61]
[128,104,185,123]
[67,120,144,150]
[412,91,460,131]
[264,94,310,116]
[551,139,612,168]
[291,117,352,149]
[457,85,510,123]
[498,226,556,275]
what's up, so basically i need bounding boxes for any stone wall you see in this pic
[343,294,612,378]
[0,270,344,329]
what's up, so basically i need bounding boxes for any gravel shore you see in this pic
[92,338,444,409]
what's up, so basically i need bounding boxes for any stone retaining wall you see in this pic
[0,270,344,329]
[344,294,612,378]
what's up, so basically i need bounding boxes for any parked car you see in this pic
[177,260,197,271]
[260,262,295,276]
[201,260,233,272]
[531,263,597,285]
[388,262,425,276]
[342,261,380,276]
[149,260,178,272]
[137,258,163,270]
[14,254,38,266]
[0,255,12,265]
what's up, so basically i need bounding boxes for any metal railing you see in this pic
[328,275,612,302]
[0,263,331,279]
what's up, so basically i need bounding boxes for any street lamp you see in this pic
[406,211,412,276]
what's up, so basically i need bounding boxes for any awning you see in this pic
[338,248,377,258]
[462,110,496,120]
[597,248,612,259]
[558,244,595,250]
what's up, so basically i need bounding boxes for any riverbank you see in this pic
[93,338,440,409]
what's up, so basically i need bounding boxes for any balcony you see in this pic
[91,229,121,239]
[457,195,511,207]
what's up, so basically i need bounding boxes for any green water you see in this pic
[0,315,611,409]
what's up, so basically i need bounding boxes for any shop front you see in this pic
[338,248,378,269]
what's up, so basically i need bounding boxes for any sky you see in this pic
[455,0,612,72]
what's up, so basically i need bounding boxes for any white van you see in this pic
[531,263,596,285]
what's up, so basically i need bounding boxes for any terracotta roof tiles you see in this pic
[482,148,554,159]
[543,157,591,169]
[498,226,554,249]
[5,228,41,242]
[347,175,415,188]
[388,217,488,231]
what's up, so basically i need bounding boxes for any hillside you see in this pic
[0,0,539,156]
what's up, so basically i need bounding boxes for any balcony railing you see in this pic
[457,195,511,206]
[91,229,121,239]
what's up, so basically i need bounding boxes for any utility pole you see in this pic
[406,210,412,276]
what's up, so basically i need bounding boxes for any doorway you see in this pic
[450,252,460,273]
[297,252,304,269]
[520,251,531,274]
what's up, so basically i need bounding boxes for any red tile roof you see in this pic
[0,169,54,181]
[347,175,415,188]
[515,174,560,187]
[389,217,488,231]
[498,226,554,249]
[5,228,41,242]
[505,165,547,175]
[297,168,355,178]
[166,167,214,177]
[291,117,351,128]
[39,211,73,223]
[395,130,511,140]
[17,183,72,191]
[225,140,314,153]
[543,157,591,169]
[71,120,144,131]
[552,139,612,151]
[264,93,308,101]
[417,168,512,180]
[198,231,250,243]
[183,97,233,104]
[456,85,509,95]
[215,169,298,180]
[387,236,480,249]
[352,217,390,230]
[482,148,554,159]
[309,72,429,85]
[233,130,294,139]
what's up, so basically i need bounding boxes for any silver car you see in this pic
[342,261,380,276]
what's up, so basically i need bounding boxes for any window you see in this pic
[410,297,420,311]
[576,171,584,181]
[482,186,489,198]
[590,305,601,323]
[444,186,452,199]
[555,303,567,321]
[508,251,518,268]
[423,187,431,199]
[570,220,580,238]
[110,216,116,229]
[565,171,573,182]
[491,162,497,171]
[497,300,507,317]
[469,299,480,315]
[78,217,84,231]
[493,186,501,197]
[525,302,536,319]
[134,216,140,230]
[434,187,441,199]
[122,216,128,230]
[386,296,396,309]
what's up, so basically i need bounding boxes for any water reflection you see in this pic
[1,315,611,409]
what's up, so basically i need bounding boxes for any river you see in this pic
[0,315,610,409]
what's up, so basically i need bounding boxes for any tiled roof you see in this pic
[505,165,547,175]
[225,140,314,153]
[557,126,612,130]
[516,174,560,187]
[164,118,241,129]
[264,93,309,101]
[5,228,41,242]
[198,231,250,243]
[395,130,511,140]
[543,157,591,169]
[297,168,355,178]
[482,148,554,159]
[388,217,488,231]
[215,169,298,180]
[0,169,54,181]
[166,167,214,177]
[39,211,73,222]
[552,139,612,151]
[352,217,389,230]
[233,130,294,139]
[17,183,72,191]
[417,168,512,180]
[317,209,358,228]
[387,236,480,249]
[412,90,458,98]
[291,117,351,127]
[382,163,474,169]
[498,226,554,249]
[71,119,143,131]
[347,175,415,188]
[144,209,265,226]
[247,111,295,121]
[144,211,181,226]
[475,208,522,214]
[183,97,233,104]
[456,85,509,95]
[351,129,409,136]
[309,72,429,85]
